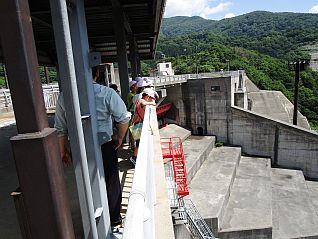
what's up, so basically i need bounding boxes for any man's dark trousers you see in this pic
[101,141,122,224]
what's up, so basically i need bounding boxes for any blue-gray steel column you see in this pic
[129,36,138,79]
[49,0,99,238]
[137,57,141,76]
[113,6,130,104]
[68,0,111,238]
[0,0,75,238]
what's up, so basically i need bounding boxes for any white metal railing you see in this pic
[150,71,240,87]
[0,71,243,112]
[0,89,12,109]
[0,83,59,111]
[123,106,156,239]
[42,84,60,110]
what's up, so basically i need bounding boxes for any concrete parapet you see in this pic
[231,106,318,179]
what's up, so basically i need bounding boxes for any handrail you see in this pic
[123,106,156,239]
[0,83,59,111]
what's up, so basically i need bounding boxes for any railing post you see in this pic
[3,90,9,107]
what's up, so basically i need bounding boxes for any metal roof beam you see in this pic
[31,16,53,29]
[111,0,132,34]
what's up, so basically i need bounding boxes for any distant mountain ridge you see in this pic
[161,11,318,38]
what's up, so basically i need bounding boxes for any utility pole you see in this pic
[226,59,230,74]
[293,61,300,126]
[289,60,306,126]
[195,45,198,75]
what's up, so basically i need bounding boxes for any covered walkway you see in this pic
[0,0,173,239]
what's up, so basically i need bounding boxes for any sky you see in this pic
[164,0,318,20]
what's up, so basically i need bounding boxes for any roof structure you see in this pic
[0,0,166,65]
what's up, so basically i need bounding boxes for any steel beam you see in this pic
[0,0,48,133]
[49,0,99,238]
[129,35,138,79]
[0,0,75,238]
[112,5,130,103]
[68,0,111,237]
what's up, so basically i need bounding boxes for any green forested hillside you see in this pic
[158,44,318,128]
[161,11,318,60]
[154,11,318,128]
[162,11,318,38]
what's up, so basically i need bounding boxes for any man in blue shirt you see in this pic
[55,66,130,227]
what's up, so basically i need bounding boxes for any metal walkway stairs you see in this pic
[161,137,215,239]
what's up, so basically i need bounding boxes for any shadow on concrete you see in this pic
[0,115,135,238]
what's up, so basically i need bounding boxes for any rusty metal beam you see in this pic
[0,0,48,133]
[0,0,75,238]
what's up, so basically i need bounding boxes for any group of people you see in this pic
[127,76,158,164]
[54,66,158,229]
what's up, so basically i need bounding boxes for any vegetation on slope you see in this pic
[162,11,318,39]
[151,43,318,128]
[0,65,57,88]
[155,11,318,129]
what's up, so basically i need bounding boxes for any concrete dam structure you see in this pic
[158,71,318,238]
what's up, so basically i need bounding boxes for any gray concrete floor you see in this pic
[0,122,21,239]
[0,114,135,239]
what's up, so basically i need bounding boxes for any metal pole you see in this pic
[136,57,141,76]
[0,0,75,238]
[44,66,50,84]
[293,61,300,126]
[49,0,99,238]
[112,5,130,104]
[195,46,198,75]
[129,36,138,79]
[68,0,111,237]
[226,59,230,74]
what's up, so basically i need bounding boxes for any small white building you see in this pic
[157,62,174,76]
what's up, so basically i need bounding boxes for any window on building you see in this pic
[166,63,169,68]
[211,86,221,91]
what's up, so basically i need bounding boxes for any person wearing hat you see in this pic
[127,80,137,151]
[132,79,150,105]
[127,80,137,113]
[129,88,158,164]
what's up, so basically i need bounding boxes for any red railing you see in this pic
[156,103,173,118]
[161,137,189,199]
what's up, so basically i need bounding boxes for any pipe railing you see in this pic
[0,83,59,111]
[0,71,244,112]
[123,106,156,239]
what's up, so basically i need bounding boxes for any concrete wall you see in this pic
[174,224,193,239]
[164,76,318,179]
[164,77,232,141]
[230,106,318,179]
[164,84,187,126]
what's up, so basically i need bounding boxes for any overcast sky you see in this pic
[164,0,318,20]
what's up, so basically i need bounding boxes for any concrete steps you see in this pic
[218,157,272,239]
[307,181,318,214]
[272,169,318,239]
[160,125,318,239]
[183,135,215,182]
[188,146,318,239]
[159,124,191,142]
[188,147,241,233]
